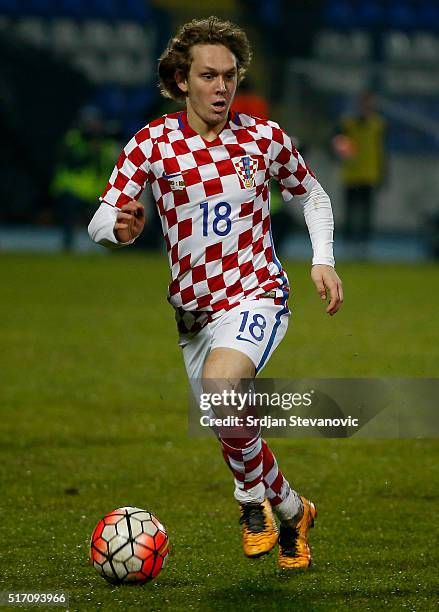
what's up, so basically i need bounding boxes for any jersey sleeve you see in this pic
[264,121,335,267]
[99,126,153,208]
[267,122,316,201]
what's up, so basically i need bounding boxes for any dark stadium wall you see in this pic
[0,33,90,224]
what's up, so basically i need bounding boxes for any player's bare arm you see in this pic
[311,264,343,315]
[114,200,145,243]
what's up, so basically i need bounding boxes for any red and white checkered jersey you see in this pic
[100,111,317,332]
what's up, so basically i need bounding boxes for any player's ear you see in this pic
[175,70,188,94]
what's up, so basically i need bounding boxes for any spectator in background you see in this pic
[231,78,269,119]
[51,107,119,251]
[333,92,386,256]
[0,33,90,226]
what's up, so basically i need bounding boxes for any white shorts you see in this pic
[179,297,290,380]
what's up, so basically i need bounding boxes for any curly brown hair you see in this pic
[158,16,252,101]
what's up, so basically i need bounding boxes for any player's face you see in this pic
[177,44,238,132]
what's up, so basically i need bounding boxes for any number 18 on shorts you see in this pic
[180,297,290,379]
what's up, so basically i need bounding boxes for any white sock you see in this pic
[234,481,266,504]
[273,489,303,526]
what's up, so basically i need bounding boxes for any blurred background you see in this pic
[1,0,439,261]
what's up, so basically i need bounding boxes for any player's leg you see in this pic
[208,299,317,567]
[202,345,278,557]
[261,439,302,522]
[204,299,288,556]
[261,435,317,569]
[208,299,299,516]
[179,302,316,566]
[205,297,291,509]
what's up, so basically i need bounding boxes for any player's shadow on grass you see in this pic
[204,578,316,611]
[205,580,422,611]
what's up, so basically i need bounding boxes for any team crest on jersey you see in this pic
[162,171,186,191]
[234,156,257,189]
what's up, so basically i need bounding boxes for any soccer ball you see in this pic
[90,506,169,584]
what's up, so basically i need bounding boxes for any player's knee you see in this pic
[202,348,256,380]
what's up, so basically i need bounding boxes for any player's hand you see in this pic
[114,201,145,243]
[311,264,343,316]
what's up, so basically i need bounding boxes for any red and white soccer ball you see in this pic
[90,506,169,584]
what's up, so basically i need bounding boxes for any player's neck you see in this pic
[185,107,227,142]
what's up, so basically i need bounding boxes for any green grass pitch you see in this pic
[1,253,438,611]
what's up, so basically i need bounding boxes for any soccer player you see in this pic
[88,16,343,570]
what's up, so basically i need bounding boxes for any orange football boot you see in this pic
[239,498,278,558]
[278,496,317,569]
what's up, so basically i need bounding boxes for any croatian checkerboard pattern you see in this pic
[101,111,316,332]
